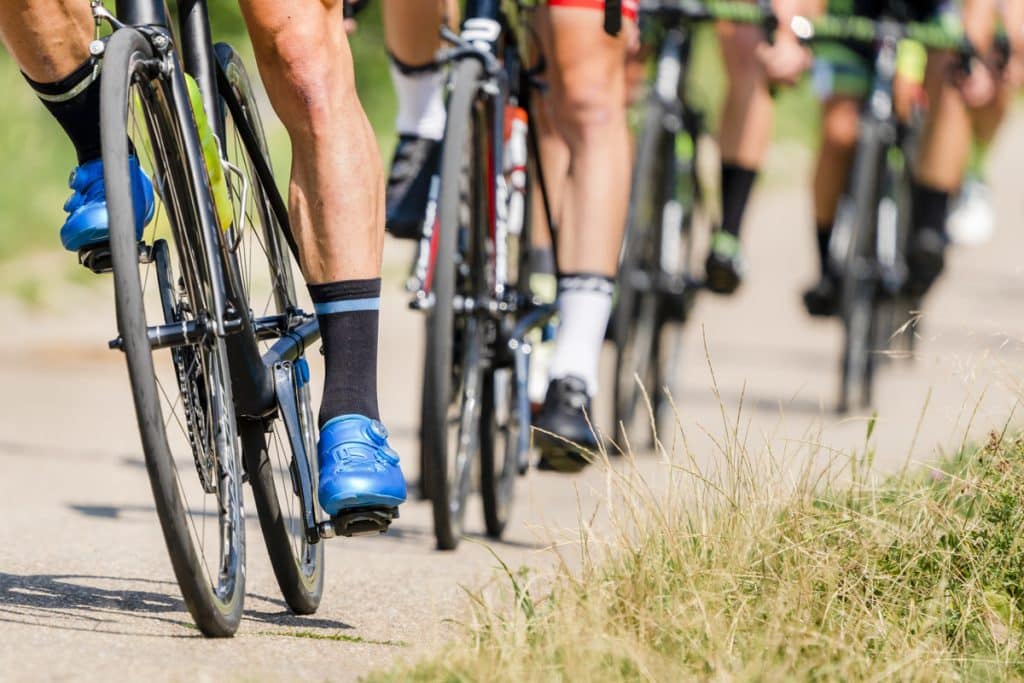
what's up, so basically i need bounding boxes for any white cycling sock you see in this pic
[390,63,447,141]
[548,274,615,397]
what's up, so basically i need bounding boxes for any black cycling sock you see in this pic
[24,56,102,165]
[309,278,382,427]
[816,223,832,276]
[911,181,950,237]
[720,162,758,237]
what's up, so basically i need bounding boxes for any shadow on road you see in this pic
[679,387,829,416]
[0,572,197,636]
[0,572,354,636]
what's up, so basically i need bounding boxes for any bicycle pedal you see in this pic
[78,244,114,274]
[327,506,399,538]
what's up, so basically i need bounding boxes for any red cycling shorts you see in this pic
[547,0,639,22]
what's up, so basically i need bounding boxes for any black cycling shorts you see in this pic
[814,0,951,98]
[827,0,942,22]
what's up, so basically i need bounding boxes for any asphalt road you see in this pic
[2,117,1024,682]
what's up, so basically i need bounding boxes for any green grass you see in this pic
[254,630,407,647]
[370,425,1024,681]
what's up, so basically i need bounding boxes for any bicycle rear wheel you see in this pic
[614,100,693,446]
[614,102,663,444]
[422,59,490,550]
[102,29,244,636]
[838,123,885,413]
[215,44,323,615]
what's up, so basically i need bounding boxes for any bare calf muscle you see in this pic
[0,0,91,82]
[239,0,384,283]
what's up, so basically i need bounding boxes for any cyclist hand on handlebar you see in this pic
[957,55,998,108]
[757,32,812,84]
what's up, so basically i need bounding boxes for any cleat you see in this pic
[385,135,442,239]
[317,415,407,519]
[536,445,590,473]
[78,244,114,274]
[947,177,994,246]
[803,270,840,318]
[61,156,155,253]
[330,506,399,537]
[704,230,744,295]
[532,376,597,474]
[904,228,948,297]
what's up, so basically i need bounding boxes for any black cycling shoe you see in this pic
[704,231,744,295]
[904,228,948,297]
[532,376,597,473]
[803,270,840,318]
[385,135,442,239]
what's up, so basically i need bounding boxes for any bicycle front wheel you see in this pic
[103,29,244,636]
[422,59,489,550]
[837,122,885,413]
[614,100,673,446]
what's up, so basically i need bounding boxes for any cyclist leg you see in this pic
[708,0,806,295]
[947,0,1008,245]
[905,0,984,296]
[803,10,872,317]
[709,15,771,295]
[239,0,406,515]
[0,1,154,251]
[805,96,859,316]
[530,4,632,468]
[381,0,456,238]
[525,87,569,406]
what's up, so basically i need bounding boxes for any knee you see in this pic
[821,101,860,151]
[250,3,353,128]
[552,80,626,148]
[720,25,764,86]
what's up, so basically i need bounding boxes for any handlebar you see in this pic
[790,14,970,53]
[638,0,769,24]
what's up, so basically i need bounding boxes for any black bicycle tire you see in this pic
[480,362,516,538]
[838,122,884,413]
[423,58,486,550]
[102,28,245,636]
[613,101,669,444]
[215,43,324,615]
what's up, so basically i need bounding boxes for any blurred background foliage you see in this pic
[0,3,814,261]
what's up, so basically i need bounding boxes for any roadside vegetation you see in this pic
[372,418,1024,681]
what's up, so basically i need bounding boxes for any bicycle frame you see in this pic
[626,9,705,292]
[829,18,906,283]
[411,3,555,313]
[108,0,307,419]
[107,0,382,543]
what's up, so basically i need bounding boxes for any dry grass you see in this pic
[370,411,1024,682]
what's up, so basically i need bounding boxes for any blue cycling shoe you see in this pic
[60,156,156,252]
[317,415,407,519]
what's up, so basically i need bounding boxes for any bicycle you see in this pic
[405,0,581,550]
[91,0,384,636]
[791,13,970,412]
[613,0,773,444]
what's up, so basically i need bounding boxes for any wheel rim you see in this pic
[446,314,483,534]
[126,73,245,608]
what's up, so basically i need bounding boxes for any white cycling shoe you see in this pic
[947,178,995,247]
